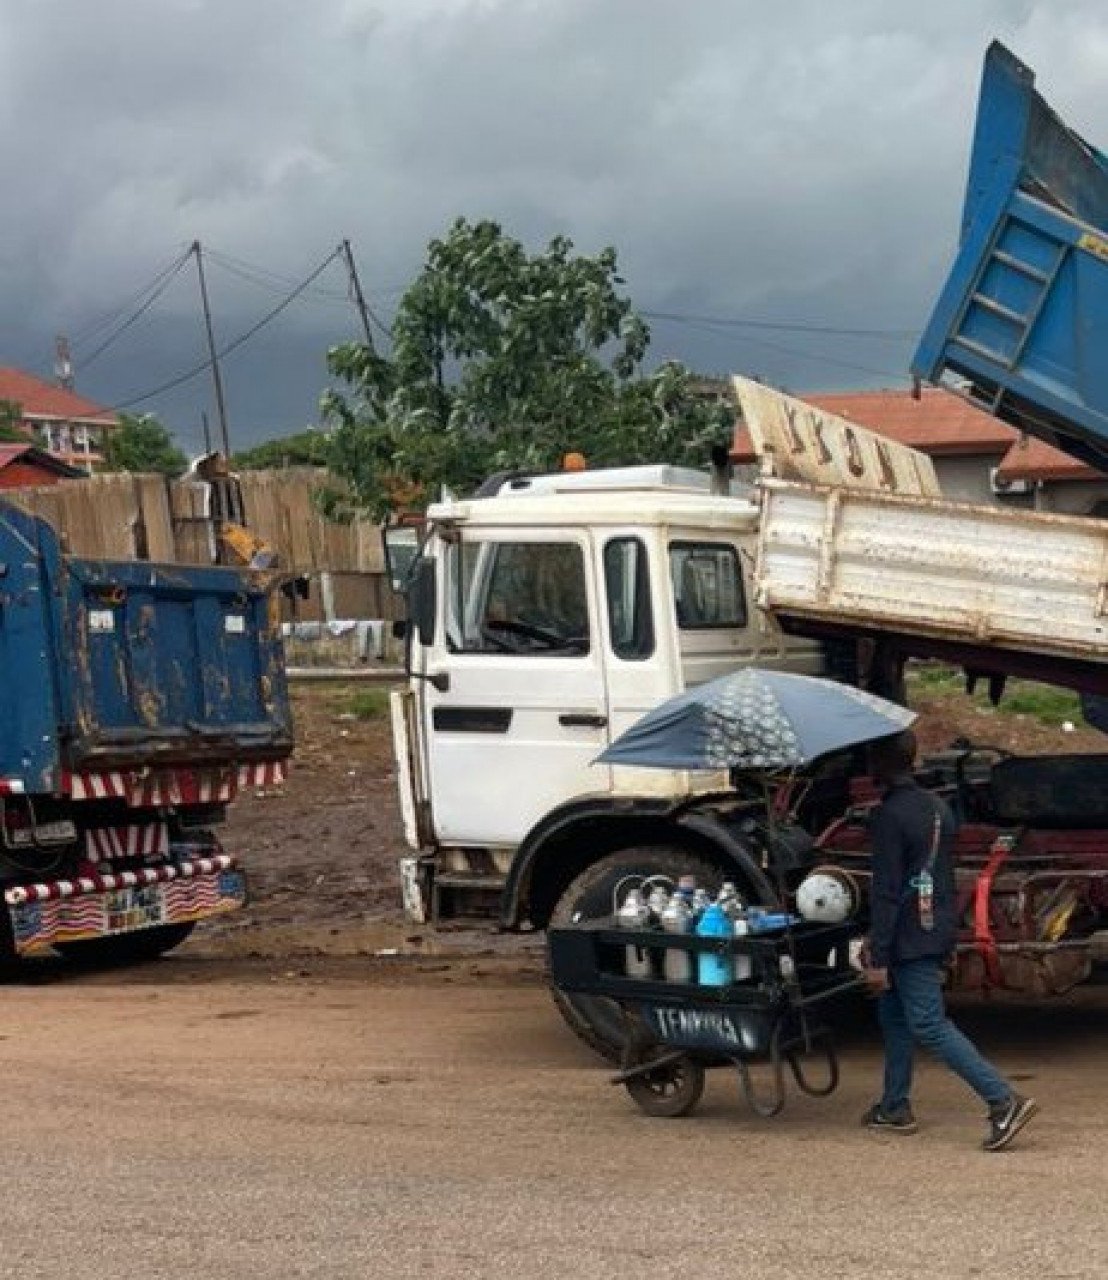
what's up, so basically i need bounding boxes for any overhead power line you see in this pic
[79,248,193,370]
[206,253,351,306]
[107,247,343,414]
[204,246,351,301]
[644,308,918,341]
[206,244,395,339]
[669,315,912,383]
[70,249,194,348]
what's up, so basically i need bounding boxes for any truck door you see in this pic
[419,531,612,847]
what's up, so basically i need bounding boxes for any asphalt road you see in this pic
[2,958,1105,1280]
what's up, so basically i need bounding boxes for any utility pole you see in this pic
[192,240,231,456]
[54,335,74,390]
[339,238,377,352]
[201,410,213,455]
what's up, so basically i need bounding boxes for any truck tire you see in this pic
[55,922,197,967]
[548,845,734,1062]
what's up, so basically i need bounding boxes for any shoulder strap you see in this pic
[922,801,943,875]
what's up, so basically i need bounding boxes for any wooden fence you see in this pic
[5,468,399,621]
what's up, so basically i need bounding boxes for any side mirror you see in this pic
[382,524,421,593]
[409,558,436,646]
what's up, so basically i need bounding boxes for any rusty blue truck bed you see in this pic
[913,41,1108,470]
[0,499,291,793]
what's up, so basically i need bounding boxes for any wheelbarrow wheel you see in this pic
[625,1055,705,1118]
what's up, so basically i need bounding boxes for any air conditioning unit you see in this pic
[990,467,1033,496]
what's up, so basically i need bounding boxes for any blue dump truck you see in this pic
[914,40,1108,469]
[0,500,291,962]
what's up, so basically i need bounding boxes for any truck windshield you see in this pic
[445,540,591,655]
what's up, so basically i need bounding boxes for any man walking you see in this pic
[861,730,1038,1151]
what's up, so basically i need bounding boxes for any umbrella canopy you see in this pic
[596,668,916,772]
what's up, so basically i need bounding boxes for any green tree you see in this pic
[232,430,330,470]
[104,413,188,476]
[320,218,730,517]
[0,399,27,444]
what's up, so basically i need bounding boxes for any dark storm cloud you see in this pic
[0,0,1105,448]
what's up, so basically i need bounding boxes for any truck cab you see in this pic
[391,466,830,927]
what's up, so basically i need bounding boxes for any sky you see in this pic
[2,0,1108,453]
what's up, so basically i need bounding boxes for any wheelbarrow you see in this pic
[547,919,861,1119]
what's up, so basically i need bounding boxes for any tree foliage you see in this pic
[0,400,27,443]
[232,430,330,471]
[321,218,731,517]
[104,413,188,476]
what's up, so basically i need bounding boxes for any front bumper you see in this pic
[5,855,247,955]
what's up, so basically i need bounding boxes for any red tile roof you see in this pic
[731,386,1018,462]
[0,444,85,477]
[0,368,116,425]
[994,434,1101,483]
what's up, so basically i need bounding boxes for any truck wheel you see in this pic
[56,923,196,967]
[548,845,729,1062]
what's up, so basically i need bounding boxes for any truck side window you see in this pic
[669,542,747,629]
[603,538,654,660]
[447,541,590,656]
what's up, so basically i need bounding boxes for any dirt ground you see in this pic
[4,957,1107,1279]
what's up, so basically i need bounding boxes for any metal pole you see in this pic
[201,410,213,454]
[192,240,231,456]
[340,238,377,352]
[54,335,74,390]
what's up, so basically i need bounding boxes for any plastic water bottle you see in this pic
[696,902,732,986]
[732,910,753,982]
[661,893,695,984]
[691,887,713,920]
[717,881,744,920]
[645,884,670,924]
[617,887,653,979]
[675,874,697,903]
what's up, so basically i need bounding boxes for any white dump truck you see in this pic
[386,378,1108,1055]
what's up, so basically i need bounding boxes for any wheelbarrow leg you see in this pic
[786,1030,840,1099]
[734,1022,788,1118]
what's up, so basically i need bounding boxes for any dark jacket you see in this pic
[868,777,958,967]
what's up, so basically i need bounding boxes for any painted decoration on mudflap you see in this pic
[6,866,246,955]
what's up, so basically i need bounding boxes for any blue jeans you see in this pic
[879,957,1010,1111]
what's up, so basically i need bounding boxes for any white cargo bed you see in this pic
[754,480,1108,662]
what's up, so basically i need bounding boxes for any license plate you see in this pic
[105,884,165,933]
[7,819,77,847]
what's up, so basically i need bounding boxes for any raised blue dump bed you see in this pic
[913,42,1108,470]
[0,501,291,793]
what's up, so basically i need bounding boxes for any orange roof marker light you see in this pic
[562,452,587,472]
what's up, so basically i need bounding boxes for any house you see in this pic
[0,444,85,488]
[991,435,1108,516]
[0,368,118,471]
[731,385,1108,512]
